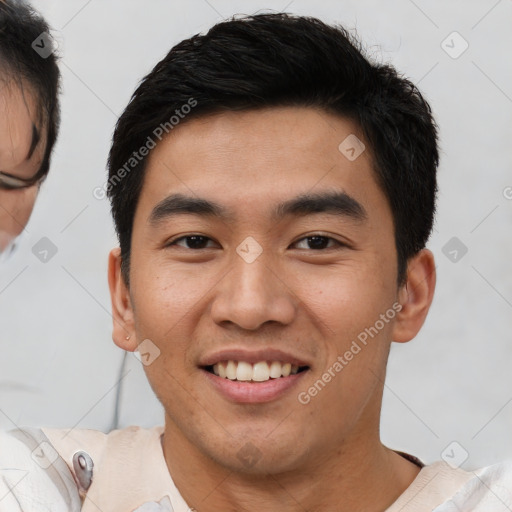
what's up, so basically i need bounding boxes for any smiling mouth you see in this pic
[203,360,309,382]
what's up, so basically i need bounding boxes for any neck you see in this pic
[161,420,420,512]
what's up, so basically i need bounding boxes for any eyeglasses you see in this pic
[0,168,45,190]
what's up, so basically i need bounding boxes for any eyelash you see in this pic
[166,234,347,251]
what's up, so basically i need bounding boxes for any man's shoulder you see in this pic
[41,424,165,486]
[433,460,512,511]
[42,424,163,462]
[387,458,512,512]
[0,425,164,511]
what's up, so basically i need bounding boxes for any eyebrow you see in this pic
[26,124,40,161]
[149,191,367,226]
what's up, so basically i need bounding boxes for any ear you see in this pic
[392,249,436,343]
[108,248,137,352]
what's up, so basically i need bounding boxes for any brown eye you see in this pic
[171,235,215,249]
[293,235,341,250]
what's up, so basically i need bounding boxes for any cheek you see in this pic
[129,257,216,357]
[129,264,214,429]
[292,261,396,342]
[291,261,396,408]
[0,189,37,236]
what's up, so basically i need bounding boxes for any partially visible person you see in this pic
[0,0,60,261]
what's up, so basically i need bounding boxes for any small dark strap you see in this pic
[395,450,425,468]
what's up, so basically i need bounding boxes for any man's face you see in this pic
[116,107,408,473]
[0,82,45,252]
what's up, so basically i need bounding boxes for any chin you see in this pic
[217,449,303,476]
[209,430,309,476]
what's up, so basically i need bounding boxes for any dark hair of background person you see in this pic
[107,12,439,286]
[0,0,61,183]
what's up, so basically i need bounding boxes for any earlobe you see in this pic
[108,248,138,352]
[392,249,436,343]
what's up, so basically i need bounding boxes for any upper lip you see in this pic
[199,348,311,368]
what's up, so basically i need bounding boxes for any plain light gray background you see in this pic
[0,0,511,471]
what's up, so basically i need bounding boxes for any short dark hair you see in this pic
[108,13,438,285]
[0,0,61,182]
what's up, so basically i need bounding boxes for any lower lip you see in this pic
[201,368,308,404]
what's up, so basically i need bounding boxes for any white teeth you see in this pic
[236,361,253,381]
[218,361,227,378]
[252,362,270,382]
[226,360,237,380]
[269,361,282,379]
[210,360,305,382]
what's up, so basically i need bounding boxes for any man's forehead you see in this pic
[133,106,384,223]
[143,107,369,180]
[149,107,361,159]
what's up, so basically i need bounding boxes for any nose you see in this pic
[210,250,296,331]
